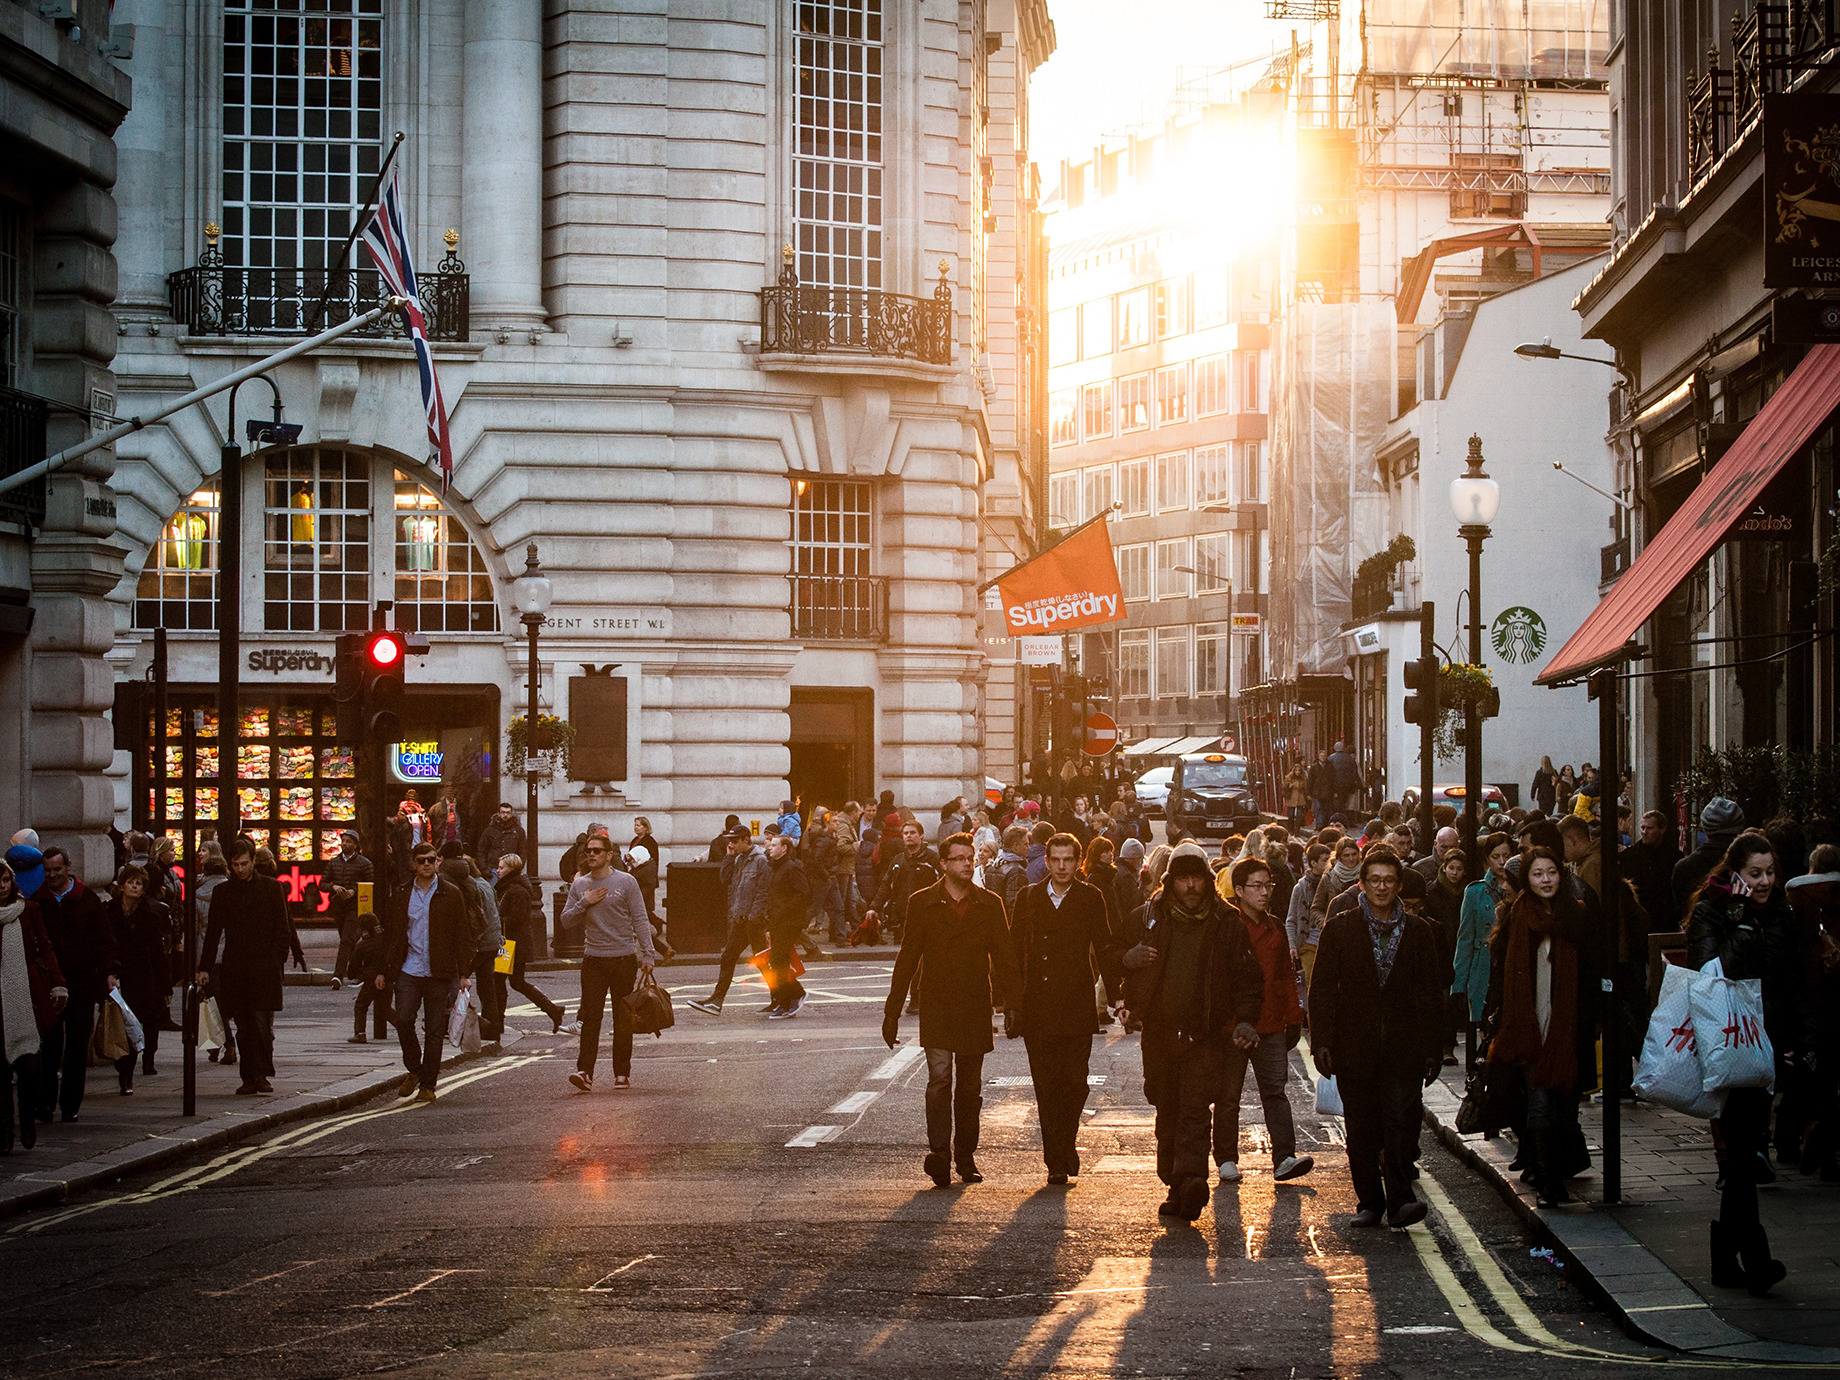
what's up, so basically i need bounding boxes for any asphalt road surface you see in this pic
[1,961,1685,1378]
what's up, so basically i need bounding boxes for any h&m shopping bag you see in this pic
[1687,958,1775,1094]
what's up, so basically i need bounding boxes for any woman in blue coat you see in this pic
[1452,831,1514,1023]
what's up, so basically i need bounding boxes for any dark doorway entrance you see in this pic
[788,688,874,813]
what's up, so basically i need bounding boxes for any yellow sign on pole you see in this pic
[357,880,374,914]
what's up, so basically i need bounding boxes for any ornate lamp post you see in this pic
[510,544,553,897]
[1448,436,1500,872]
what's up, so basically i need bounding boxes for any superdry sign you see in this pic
[992,518,1126,637]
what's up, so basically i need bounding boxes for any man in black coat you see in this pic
[1629,809,1682,935]
[1121,841,1265,1222]
[1005,833,1122,1184]
[34,847,118,1122]
[197,839,293,1095]
[762,833,811,1017]
[475,803,528,872]
[323,829,374,985]
[864,819,941,944]
[884,832,1018,1187]
[1308,846,1446,1229]
[382,843,478,1100]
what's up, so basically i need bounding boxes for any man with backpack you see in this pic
[862,820,941,945]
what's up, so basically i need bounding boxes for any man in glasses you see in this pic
[1212,856,1313,1187]
[561,833,657,1091]
[383,843,473,1102]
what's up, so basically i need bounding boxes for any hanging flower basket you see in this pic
[507,714,575,779]
[1432,663,1497,765]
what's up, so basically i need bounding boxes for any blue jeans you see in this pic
[395,974,458,1090]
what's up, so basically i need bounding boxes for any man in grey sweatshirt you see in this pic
[561,835,657,1091]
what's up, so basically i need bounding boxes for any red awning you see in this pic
[1537,343,1840,686]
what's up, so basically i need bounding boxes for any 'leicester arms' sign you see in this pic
[1765,92,1840,288]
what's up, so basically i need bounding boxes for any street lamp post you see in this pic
[1448,435,1500,875]
[511,544,553,945]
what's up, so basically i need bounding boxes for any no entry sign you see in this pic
[1083,711,1119,756]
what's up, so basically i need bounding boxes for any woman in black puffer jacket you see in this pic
[1687,830,1812,1297]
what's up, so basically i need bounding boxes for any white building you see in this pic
[6,0,1056,892]
[1353,257,1616,802]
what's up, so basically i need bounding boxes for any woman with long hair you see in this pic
[1484,846,1599,1206]
[1689,831,1807,1295]
[104,864,170,1091]
[1141,843,1174,898]
[495,853,568,1034]
[1453,832,1512,1033]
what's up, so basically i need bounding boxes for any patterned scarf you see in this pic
[1358,893,1405,986]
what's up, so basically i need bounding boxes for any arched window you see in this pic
[133,449,499,634]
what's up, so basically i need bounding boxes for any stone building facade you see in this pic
[21,0,1053,887]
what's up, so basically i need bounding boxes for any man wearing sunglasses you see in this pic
[560,833,657,1090]
[383,844,474,1102]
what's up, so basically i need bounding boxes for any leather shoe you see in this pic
[924,1151,951,1188]
[1047,1172,1069,1185]
[1157,1192,1182,1217]
[1386,1200,1429,1229]
[1350,1208,1385,1228]
[958,1162,983,1184]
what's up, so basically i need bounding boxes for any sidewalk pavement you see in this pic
[0,978,549,1223]
[1424,1064,1840,1362]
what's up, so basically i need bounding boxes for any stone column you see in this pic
[462,0,547,331]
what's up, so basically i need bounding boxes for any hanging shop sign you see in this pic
[991,518,1126,636]
[1764,91,1840,288]
[1018,636,1062,665]
[390,741,444,783]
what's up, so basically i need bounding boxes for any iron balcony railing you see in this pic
[167,227,469,341]
[0,385,48,528]
[760,253,952,366]
[791,574,887,641]
[1688,0,1839,185]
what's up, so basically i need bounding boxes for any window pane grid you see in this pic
[1195,445,1231,507]
[1081,382,1112,440]
[222,1,384,287]
[1154,626,1191,698]
[393,475,501,633]
[1194,354,1230,416]
[1155,451,1190,513]
[1119,629,1150,699]
[1049,389,1078,447]
[135,483,221,630]
[795,0,883,288]
[1049,472,1080,527]
[263,448,371,632]
[1156,364,1188,426]
[1154,538,1191,599]
[1118,544,1150,601]
[1118,458,1150,517]
[792,479,873,576]
[1118,373,1151,432]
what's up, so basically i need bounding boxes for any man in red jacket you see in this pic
[1214,856,1313,1186]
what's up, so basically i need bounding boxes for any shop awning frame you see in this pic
[1161,735,1224,756]
[1120,735,1182,757]
[1536,343,1840,686]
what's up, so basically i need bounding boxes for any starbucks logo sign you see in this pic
[1491,606,1547,665]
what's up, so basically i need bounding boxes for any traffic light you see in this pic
[1402,654,1440,726]
[334,632,365,739]
[360,629,406,743]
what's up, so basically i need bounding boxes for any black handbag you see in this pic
[622,970,675,1037]
[1455,1073,1495,1134]
[1455,1059,1523,1136]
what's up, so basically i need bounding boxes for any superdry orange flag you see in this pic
[995,517,1126,636]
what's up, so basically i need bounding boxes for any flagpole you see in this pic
[305,130,407,333]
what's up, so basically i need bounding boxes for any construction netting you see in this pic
[1269,301,1394,679]
[1362,0,1608,80]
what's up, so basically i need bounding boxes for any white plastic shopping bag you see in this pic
[1315,1074,1344,1117]
[1632,962,1727,1118]
[197,995,226,1052]
[108,989,145,1054]
[1688,958,1775,1094]
[446,984,483,1054]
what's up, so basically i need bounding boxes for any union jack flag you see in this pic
[362,167,455,492]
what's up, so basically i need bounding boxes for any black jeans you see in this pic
[394,974,456,1090]
[333,914,358,978]
[1025,1033,1092,1175]
[767,919,806,1010]
[579,954,639,1078]
[473,950,505,1041]
[1340,1070,1424,1214]
[354,979,392,1037]
[1718,1086,1773,1229]
[925,1047,984,1167]
[38,998,95,1119]
[234,1008,276,1086]
[2,1052,37,1143]
[710,913,767,1006]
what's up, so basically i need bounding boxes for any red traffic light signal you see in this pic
[365,631,404,668]
[361,631,406,743]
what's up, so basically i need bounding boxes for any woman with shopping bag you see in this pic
[1483,847,1602,1207]
[104,865,170,1093]
[1688,830,1810,1296]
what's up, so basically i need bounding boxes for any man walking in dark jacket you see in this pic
[1121,841,1265,1221]
[989,826,1031,921]
[762,832,811,1018]
[1308,845,1445,1228]
[475,803,527,875]
[884,833,1018,1186]
[690,829,770,1015]
[1006,833,1121,1183]
[34,847,117,1122]
[322,829,374,986]
[862,820,940,945]
[382,843,477,1101]
[197,840,293,1096]
[1327,742,1362,815]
